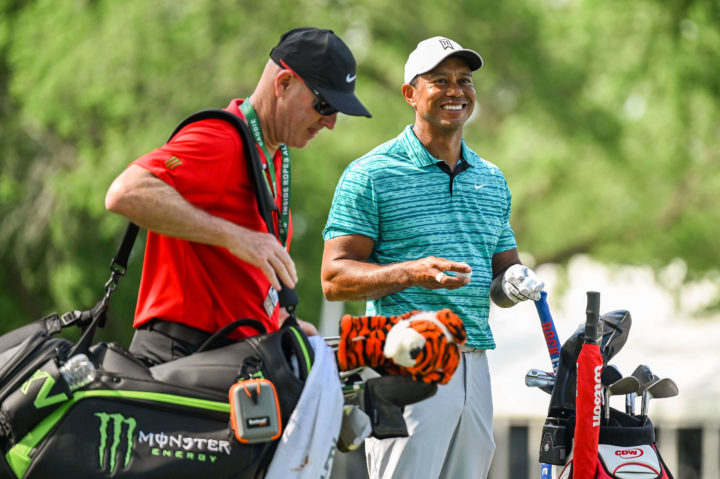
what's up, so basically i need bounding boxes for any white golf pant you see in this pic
[365,350,495,479]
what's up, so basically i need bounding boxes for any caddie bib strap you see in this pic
[239,99,291,247]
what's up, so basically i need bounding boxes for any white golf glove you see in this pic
[502,264,544,303]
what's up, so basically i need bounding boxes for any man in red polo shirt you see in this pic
[105,28,371,365]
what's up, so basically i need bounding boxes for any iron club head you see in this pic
[604,376,641,424]
[608,376,641,396]
[631,364,655,391]
[647,377,679,399]
[602,364,623,386]
[640,376,679,424]
[525,369,555,394]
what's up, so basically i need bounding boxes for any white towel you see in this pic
[265,335,343,479]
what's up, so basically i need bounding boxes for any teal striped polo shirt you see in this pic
[323,125,517,349]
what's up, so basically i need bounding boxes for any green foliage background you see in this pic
[1,0,718,344]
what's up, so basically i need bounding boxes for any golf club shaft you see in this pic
[534,291,559,479]
[534,291,560,373]
[626,392,636,416]
[641,390,650,424]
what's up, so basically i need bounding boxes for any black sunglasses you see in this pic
[276,59,339,116]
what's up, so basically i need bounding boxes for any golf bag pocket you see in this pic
[150,324,313,425]
[557,444,672,479]
[1,357,72,444]
[556,413,673,479]
[596,444,672,479]
[0,331,74,447]
[229,379,281,444]
[538,416,573,465]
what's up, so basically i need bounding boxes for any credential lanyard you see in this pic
[239,99,290,246]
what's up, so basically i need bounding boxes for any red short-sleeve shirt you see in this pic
[131,99,291,337]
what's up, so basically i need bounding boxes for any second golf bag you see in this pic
[556,410,673,479]
[538,308,674,478]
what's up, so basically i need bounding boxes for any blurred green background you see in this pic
[1,0,718,345]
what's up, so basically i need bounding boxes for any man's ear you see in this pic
[401,83,416,109]
[274,70,294,97]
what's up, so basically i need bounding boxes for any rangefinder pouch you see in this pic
[229,379,281,444]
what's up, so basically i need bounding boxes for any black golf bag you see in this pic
[538,310,673,478]
[0,306,314,479]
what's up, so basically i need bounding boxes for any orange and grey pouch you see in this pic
[229,378,282,444]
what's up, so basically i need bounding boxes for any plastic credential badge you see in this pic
[229,379,281,443]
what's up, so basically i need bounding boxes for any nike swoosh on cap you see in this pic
[346,73,357,83]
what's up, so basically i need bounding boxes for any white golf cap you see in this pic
[404,36,483,84]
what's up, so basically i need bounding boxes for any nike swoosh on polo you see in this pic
[346,73,357,83]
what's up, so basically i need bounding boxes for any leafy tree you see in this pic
[1,0,718,343]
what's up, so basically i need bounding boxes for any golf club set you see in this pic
[526,364,678,428]
[530,292,676,478]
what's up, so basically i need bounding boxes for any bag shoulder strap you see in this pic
[168,109,277,234]
[166,108,298,312]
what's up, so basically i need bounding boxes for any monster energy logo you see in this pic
[95,412,137,473]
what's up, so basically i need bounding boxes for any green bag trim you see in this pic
[5,389,229,478]
[289,326,312,374]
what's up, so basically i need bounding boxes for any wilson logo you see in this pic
[95,412,136,473]
[615,448,644,459]
[592,365,603,427]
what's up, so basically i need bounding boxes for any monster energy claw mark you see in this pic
[21,369,69,408]
[95,412,136,473]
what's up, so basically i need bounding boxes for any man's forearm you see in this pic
[322,259,413,301]
[106,165,240,248]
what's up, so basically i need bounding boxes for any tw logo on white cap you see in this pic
[403,36,483,85]
[439,38,456,50]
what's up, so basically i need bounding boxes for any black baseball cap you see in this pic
[270,27,371,118]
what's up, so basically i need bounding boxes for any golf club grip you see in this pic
[534,291,560,373]
[585,291,600,344]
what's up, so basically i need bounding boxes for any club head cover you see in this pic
[337,309,467,385]
[383,309,467,385]
[337,313,399,372]
[548,310,633,415]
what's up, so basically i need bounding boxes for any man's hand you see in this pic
[501,264,544,302]
[408,257,472,291]
[226,230,298,291]
[321,235,472,301]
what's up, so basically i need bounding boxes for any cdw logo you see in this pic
[615,448,644,459]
